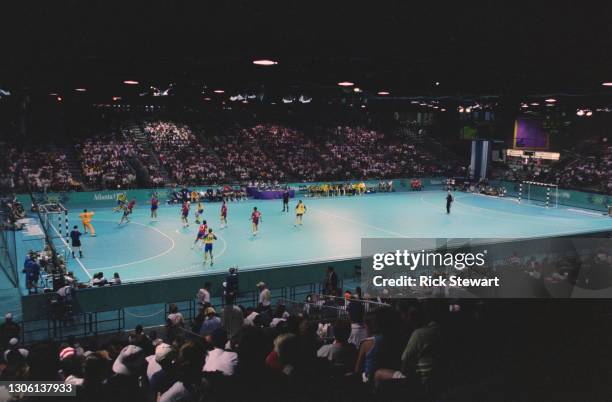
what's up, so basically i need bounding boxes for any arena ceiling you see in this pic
[1,1,611,105]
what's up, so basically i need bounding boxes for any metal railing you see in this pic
[18,279,353,344]
[21,308,125,344]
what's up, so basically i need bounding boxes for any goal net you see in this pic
[518,181,558,208]
[38,203,70,245]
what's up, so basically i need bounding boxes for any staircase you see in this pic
[124,123,172,185]
[44,144,87,191]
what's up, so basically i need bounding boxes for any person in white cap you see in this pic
[107,345,148,402]
[145,343,176,397]
[257,282,271,311]
[4,337,28,361]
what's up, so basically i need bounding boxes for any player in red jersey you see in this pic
[119,199,136,225]
[181,201,190,227]
[220,201,228,228]
[191,220,208,249]
[251,207,262,236]
[150,193,159,219]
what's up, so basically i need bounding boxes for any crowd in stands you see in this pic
[496,137,612,194]
[144,122,225,186]
[77,136,137,189]
[551,139,612,193]
[208,126,286,182]
[0,290,448,402]
[0,146,79,193]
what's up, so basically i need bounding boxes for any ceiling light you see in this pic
[576,110,585,116]
[337,81,354,87]
[353,87,362,93]
[377,91,390,96]
[112,96,121,101]
[253,59,278,66]
[75,88,87,92]
[123,80,139,85]
[435,81,440,86]
[458,106,465,113]
[49,93,58,96]
[586,110,593,116]
[545,98,556,103]
[213,90,225,94]
[530,102,539,106]
[57,96,62,102]
[602,82,612,87]
[440,108,446,112]
[204,97,212,101]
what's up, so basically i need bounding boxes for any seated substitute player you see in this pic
[251,207,262,236]
[203,228,217,266]
[119,199,136,225]
[113,192,128,212]
[295,200,307,226]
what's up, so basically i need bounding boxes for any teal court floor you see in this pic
[13,189,612,294]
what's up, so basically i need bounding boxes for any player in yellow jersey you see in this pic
[203,228,217,266]
[113,193,128,212]
[79,209,95,236]
[294,200,307,226]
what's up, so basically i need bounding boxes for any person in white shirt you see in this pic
[257,282,271,311]
[196,282,211,306]
[202,328,237,376]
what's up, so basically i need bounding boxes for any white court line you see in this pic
[87,220,176,271]
[565,208,608,217]
[308,205,409,238]
[92,221,227,272]
[49,222,93,280]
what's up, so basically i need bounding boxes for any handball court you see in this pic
[15,190,612,294]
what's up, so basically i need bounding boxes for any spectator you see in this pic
[0,313,20,350]
[203,328,238,376]
[317,320,357,373]
[257,281,271,311]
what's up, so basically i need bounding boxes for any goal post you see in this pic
[38,203,70,243]
[518,181,558,208]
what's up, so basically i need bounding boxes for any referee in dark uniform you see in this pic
[282,189,290,212]
[446,191,454,214]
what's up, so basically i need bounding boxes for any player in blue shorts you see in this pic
[150,193,159,220]
[203,228,217,266]
[195,202,204,224]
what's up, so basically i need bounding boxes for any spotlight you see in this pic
[253,59,278,66]
[458,106,465,113]
[576,110,585,116]
[586,110,593,117]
